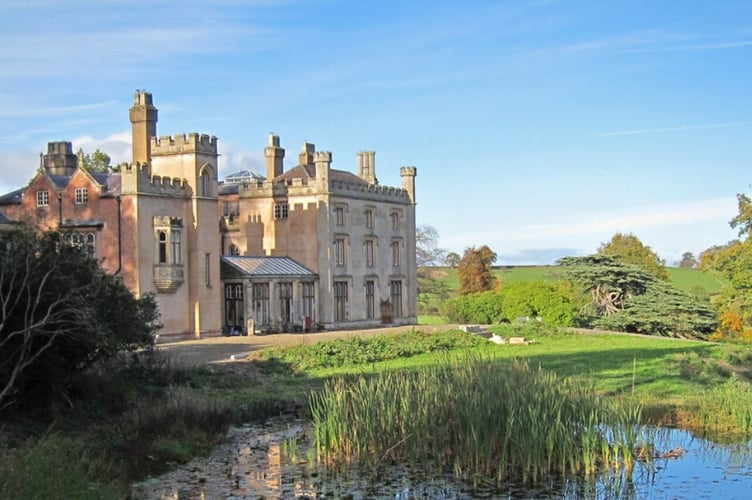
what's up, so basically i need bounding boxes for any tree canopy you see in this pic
[457,245,497,294]
[0,225,160,409]
[678,252,698,269]
[558,255,716,339]
[697,195,752,336]
[597,232,668,280]
[78,148,118,173]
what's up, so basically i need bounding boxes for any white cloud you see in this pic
[0,147,40,195]
[217,142,265,179]
[508,198,736,242]
[72,131,131,166]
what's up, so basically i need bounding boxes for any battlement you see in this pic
[121,162,190,197]
[400,166,417,177]
[314,151,332,163]
[330,179,410,202]
[151,133,218,156]
[133,90,154,106]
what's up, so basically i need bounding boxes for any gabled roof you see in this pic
[221,255,317,280]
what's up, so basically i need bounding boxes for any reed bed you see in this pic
[310,353,644,486]
[697,375,752,434]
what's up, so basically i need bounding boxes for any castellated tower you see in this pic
[314,151,332,193]
[129,91,158,166]
[400,166,417,203]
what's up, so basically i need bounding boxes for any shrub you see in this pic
[500,281,578,326]
[443,290,504,324]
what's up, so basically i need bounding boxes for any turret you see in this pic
[264,133,285,179]
[315,151,332,193]
[357,151,377,184]
[129,90,158,165]
[400,166,417,204]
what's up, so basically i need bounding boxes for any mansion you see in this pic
[0,92,417,338]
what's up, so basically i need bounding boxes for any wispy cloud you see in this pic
[0,101,117,119]
[592,121,752,137]
[510,198,736,242]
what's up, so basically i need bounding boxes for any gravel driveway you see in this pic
[156,324,456,366]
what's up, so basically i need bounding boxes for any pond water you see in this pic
[132,418,752,499]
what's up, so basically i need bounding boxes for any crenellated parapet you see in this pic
[121,162,190,197]
[238,177,316,199]
[330,179,411,203]
[151,133,218,156]
[400,166,417,177]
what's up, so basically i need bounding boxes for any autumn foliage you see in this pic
[457,245,498,294]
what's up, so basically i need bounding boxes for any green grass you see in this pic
[429,265,721,294]
[666,267,724,294]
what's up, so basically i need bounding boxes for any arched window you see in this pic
[158,231,167,264]
[229,244,240,256]
[86,233,95,258]
[199,169,211,197]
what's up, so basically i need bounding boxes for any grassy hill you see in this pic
[431,265,723,295]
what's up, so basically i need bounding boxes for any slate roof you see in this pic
[0,187,24,204]
[276,164,370,185]
[221,256,317,280]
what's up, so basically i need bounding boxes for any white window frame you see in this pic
[75,187,88,205]
[36,190,49,207]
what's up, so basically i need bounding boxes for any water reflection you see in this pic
[131,420,752,499]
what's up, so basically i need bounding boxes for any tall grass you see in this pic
[697,375,752,434]
[0,433,121,499]
[310,353,644,487]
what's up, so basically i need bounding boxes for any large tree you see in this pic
[678,252,698,269]
[415,225,450,314]
[0,226,160,409]
[416,225,446,267]
[597,232,668,280]
[457,245,497,294]
[701,193,752,334]
[558,255,716,339]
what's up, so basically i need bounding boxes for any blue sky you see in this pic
[1,0,750,264]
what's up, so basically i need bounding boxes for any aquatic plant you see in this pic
[310,354,644,486]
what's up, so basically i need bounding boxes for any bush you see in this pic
[500,281,578,326]
[443,290,504,324]
[0,226,161,410]
[442,282,578,327]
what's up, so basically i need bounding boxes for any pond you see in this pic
[132,418,752,499]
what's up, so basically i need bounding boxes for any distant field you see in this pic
[430,265,723,295]
[666,267,724,294]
